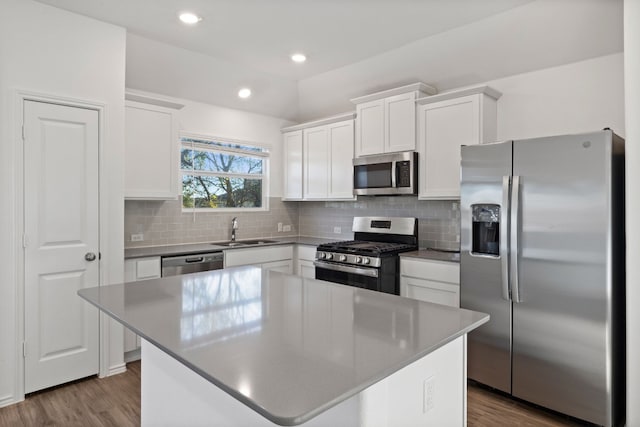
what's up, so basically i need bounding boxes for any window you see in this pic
[180,134,269,210]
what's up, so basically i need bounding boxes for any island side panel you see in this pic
[140,339,361,427]
[141,335,466,427]
[360,335,466,427]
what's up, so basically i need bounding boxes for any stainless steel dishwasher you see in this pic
[161,252,224,277]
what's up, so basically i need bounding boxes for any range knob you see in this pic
[339,255,347,262]
[355,256,362,264]
[326,253,333,260]
[317,252,325,259]
[362,258,371,265]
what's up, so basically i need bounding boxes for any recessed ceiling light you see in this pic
[179,12,202,25]
[238,88,252,99]
[291,53,307,63]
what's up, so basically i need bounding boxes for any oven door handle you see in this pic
[314,261,379,278]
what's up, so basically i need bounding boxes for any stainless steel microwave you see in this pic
[353,152,418,196]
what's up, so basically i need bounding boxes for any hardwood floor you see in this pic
[468,382,586,427]
[0,363,585,426]
[0,362,140,427]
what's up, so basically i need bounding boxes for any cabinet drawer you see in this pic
[137,257,161,279]
[401,277,460,308]
[297,245,317,262]
[225,245,294,267]
[400,258,459,284]
[262,260,293,274]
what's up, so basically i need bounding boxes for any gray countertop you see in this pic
[78,267,488,425]
[401,249,461,263]
[124,236,338,259]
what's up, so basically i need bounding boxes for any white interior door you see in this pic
[23,100,100,393]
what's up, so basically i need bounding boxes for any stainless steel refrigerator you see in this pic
[460,130,625,427]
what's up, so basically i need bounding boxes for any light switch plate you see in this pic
[282,225,291,232]
[131,233,144,242]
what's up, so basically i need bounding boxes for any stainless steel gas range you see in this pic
[314,217,418,295]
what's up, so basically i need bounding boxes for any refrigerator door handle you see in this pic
[501,176,511,301]
[511,175,522,303]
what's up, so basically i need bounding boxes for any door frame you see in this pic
[13,89,114,401]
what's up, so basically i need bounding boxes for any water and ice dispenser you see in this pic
[471,204,500,256]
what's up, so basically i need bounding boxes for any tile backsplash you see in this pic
[124,197,299,247]
[125,196,460,251]
[298,197,460,251]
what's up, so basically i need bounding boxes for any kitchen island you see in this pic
[78,266,488,426]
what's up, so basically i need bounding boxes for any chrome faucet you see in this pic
[231,217,238,242]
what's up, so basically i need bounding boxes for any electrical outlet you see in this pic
[131,233,144,242]
[282,225,291,232]
[456,234,460,242]
[333,227,341,234]
[452,202,458,210]
[277,222,283,232]
[423,377,435,413]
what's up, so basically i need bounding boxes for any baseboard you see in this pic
[124,348,141,363]
[108,363,127,376]
[0,394,23,409]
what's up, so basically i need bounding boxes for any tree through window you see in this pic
[180,135,269,210]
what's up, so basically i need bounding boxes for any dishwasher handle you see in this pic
[161,252,223,268]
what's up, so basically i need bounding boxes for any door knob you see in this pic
[85,252,97,262]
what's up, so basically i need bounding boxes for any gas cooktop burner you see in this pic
[319,240,417,255]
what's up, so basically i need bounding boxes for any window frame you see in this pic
[179,131,270,212]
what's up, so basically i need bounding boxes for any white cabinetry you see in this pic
[417,85,501,200]
[303,120,354,200]
[296,245,317,279]
[400,257,460,308]
[282,130,303,200]
[282,113,355,201]
[124,96,181,200]
[224,245,294,274]
[351,83,437,157]
[123,256,161,358]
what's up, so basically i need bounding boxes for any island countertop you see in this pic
[78,267,488,426]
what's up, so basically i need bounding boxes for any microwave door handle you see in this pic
[501,176,511,301]
[391,160,397,188]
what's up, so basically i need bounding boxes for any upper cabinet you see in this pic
[417,85,501,200]
[282,130,303,200]
[351,83,437,157]
[282,113,356,201]
[124,93,183,200]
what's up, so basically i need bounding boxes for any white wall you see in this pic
[489,53,625,140]
[0,0,126,406]
[624,1,640,425]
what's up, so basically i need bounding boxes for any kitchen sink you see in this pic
[213,239,280,247]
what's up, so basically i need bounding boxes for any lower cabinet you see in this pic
[123,256,161,359]
[296,245,317,279]
[224,245,294,274]
[400,257,460,308]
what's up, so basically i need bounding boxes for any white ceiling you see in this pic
[33,0,624,121]
[34,0,533,80]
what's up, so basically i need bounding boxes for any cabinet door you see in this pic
[385,92,416,153]
[418,95,480,199]
[297,260,316,279]
[262,259,293,274]
[283,130,303,200]
[124,101,178,199]
[303,126,329,199]
[123,257,161,356]
[355,99,385,157]
[327,120,355,199]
